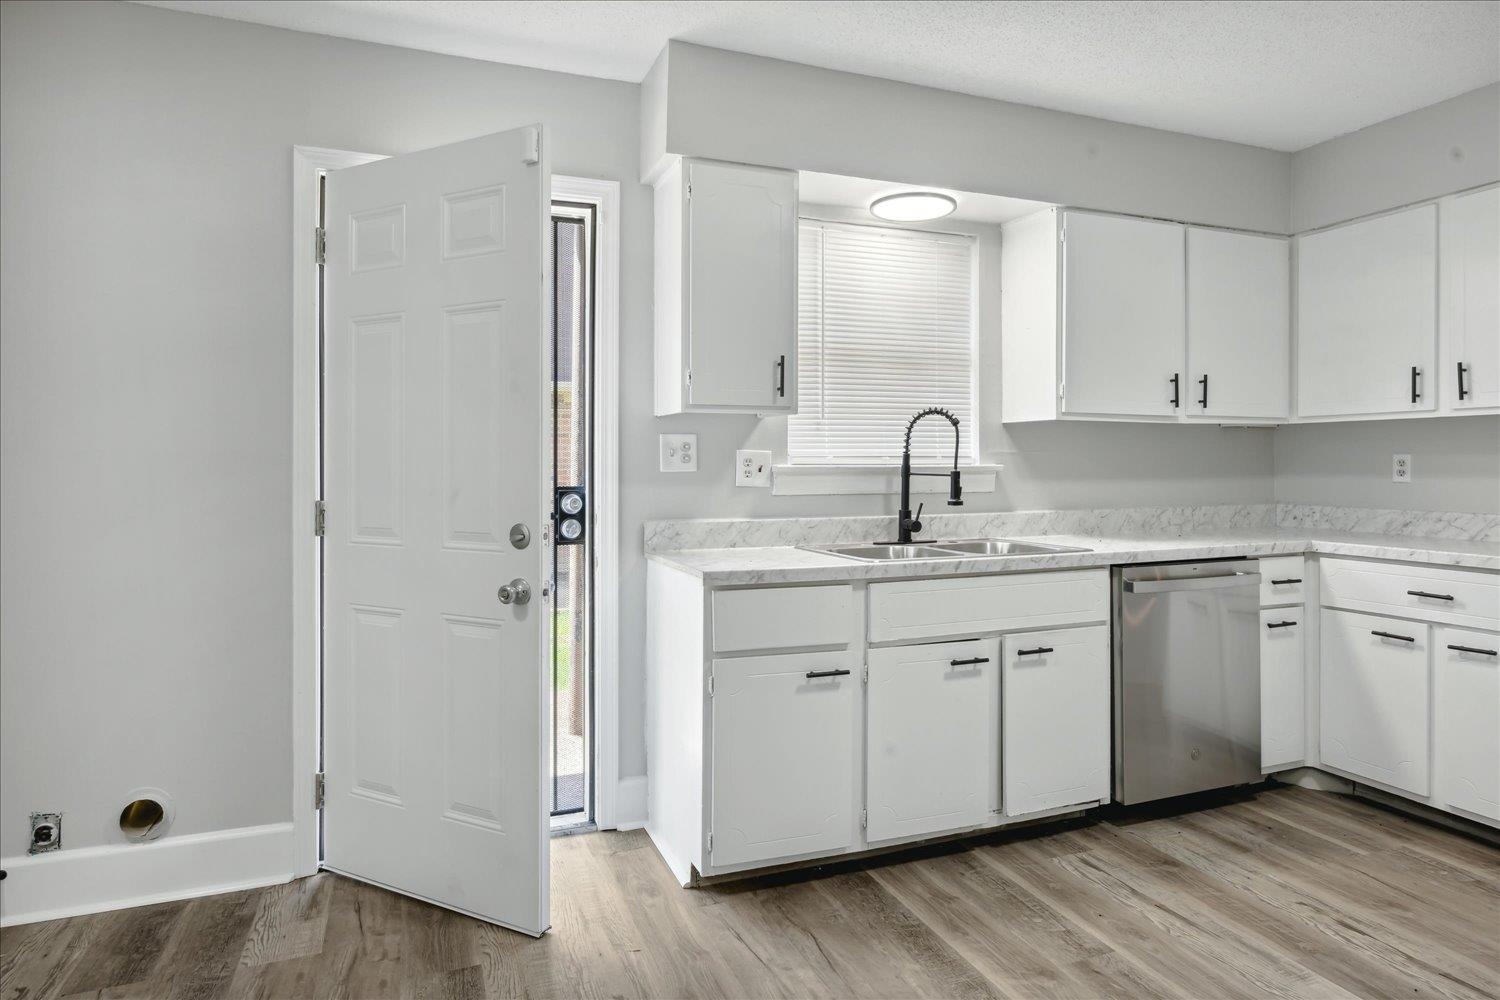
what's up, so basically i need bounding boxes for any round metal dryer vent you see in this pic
[119,788,174,842]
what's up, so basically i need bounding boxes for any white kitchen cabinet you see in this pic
[654,158,797,415]
[1002,626,1110,816]
[708,650,856,868]
[1062,212,1186,418]
[866,639,997,842]
[1439,186,1500,413]
[1000,209,1185,422]
[1186,228,1290,421]
[1319,609,1430,797]
[1295,204,1437,418]
[1434,626,1500,823]
[1260,609,1305,771]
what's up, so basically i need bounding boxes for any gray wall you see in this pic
[0,0,648,855]
[1273,417,1500,514]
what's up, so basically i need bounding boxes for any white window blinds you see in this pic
[790,220,976,464]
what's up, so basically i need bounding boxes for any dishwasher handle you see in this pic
[1123,572,1261,594]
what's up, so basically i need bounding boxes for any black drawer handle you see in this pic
[1372,630,1415,644]
[1266,621,1298,629]
[949,656,990,666]
[1407,590,1455,601]
[1270,578,1302,586]
[1198,373,1209,409]
[1457,361,1470,401]
[1411,365,1421,403]
[776,355,786,397]
[1448,644,1498,657]
[804,668,850,679]
[1169,373,1180,408]
[1016,647,1054,657]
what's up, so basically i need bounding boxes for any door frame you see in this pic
[289,146,623,879]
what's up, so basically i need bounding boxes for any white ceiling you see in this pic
[799,172,1051,225]
[139,0,1499,151]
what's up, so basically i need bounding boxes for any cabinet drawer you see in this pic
[1321,558,1499,629]
[712,585,853,653]
[1260,556,1306,607]
[868,570,1108,643]
[1260,609,1305,771]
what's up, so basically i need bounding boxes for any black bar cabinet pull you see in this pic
[1457,362,1470,401]
[1016,646,1054,657]
[1198,373,1209,409]
[949,656,991,666]
[1407,590,1455,601]
[804,668,850,679]
[1270,578,1302,585]
[1372,630,1415,644]
[1410,365,1421,403]
[775,355,786,397]
[1266,621,1298,630]
[1447,644,1498,657]
[1169,373,1180,408]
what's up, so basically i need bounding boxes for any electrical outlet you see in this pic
[659,433,697,472]
[736,450,773,488]
[29,812,60,854]
[1392,453,1412,483]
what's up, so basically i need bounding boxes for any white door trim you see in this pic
[290,149,625,877]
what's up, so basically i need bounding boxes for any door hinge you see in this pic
[706,830,713,852]
[860,808,868,830]
[314,226,326,265]
[523,126,541,166]
[862,663,869,683]
[685,369,693,385]
[707,674,715,697]
[1058,382,1065,399]
[686,181,692,199]
[313,500,327,537]
[313,772,326,810]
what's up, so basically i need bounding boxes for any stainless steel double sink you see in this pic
[802,538,1090,562]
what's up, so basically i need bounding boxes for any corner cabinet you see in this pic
[1295,204,1438,419]
[654,158,797,415]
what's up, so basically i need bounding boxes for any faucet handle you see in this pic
[908,502,924,535]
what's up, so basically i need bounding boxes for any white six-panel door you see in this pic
[323,126,551,935]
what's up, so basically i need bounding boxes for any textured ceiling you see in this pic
[138,0,1499,151]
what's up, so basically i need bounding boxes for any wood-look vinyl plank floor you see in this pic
[4,786,1497,1000]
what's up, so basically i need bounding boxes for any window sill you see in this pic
[771,464,1002,497]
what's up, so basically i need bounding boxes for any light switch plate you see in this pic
[1392,453,1412,483]
[736,450,772,488]
[659,433,697,472]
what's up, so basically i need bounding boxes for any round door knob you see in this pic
[497,579,532,606]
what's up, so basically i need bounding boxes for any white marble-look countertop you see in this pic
[647,528,1500,586]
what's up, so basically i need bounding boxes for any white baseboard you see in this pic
[0,822,295,927]
[614,775,647,831]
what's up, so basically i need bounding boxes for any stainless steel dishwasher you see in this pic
[1113,560,1262,805]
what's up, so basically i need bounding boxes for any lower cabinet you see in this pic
[708,650,857,868]
[1319,609,1430,797]
[1002,626,1111,816]
[1260,609,1305,770]
[1434,626,1500,822]
[866,638,998,842]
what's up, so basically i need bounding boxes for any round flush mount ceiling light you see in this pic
[869,191,958,222]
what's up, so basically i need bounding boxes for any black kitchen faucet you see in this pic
[895,407,964,543]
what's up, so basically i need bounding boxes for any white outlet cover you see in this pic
[1392,453,1412,483]
[736,449,773,488]
[659,433,697,473]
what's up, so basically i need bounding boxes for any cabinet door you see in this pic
[1061,212,1185,418]
[866,639,995,842]
[1003,626,1110,816]
[1186,228,1289,421]
[709,651,855,868]
[1260,610,1305,771]
[685,160,797,411]
[1435,627,1499,822]
[1319,610,1430,796]
[1439,187,1500,412]
[1296,204,1437,418]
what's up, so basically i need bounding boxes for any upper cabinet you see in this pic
[1439,186,1500,413]
[654,158,798,416]
[1295,204,1437,419]
[1186,228,1290,422]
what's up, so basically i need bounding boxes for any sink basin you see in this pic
[805,538,1090,562]
[808,543,966,562]
[929,538,1089,556]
